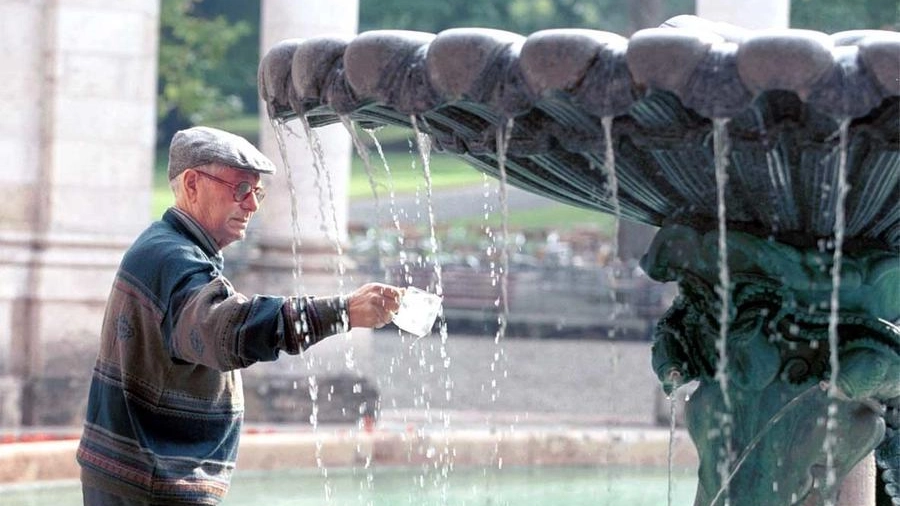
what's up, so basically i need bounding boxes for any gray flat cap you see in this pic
[167,126,276,180]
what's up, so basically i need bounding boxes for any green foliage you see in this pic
[359,0,694,35]
[157,0,252,125]
[191,0,262,115]
[359,0,898,35]
[792,0,899,31]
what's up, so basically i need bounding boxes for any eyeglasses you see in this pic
[195,171,266,203]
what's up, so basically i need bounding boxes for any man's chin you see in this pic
[220,231,246,249]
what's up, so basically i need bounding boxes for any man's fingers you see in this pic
[375,285,402,312]
[352,283,403,328]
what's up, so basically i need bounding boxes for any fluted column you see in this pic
[256,0,357,252]
[696,0,790,29]
[235,0,375,424]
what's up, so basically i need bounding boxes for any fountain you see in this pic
[257,15,899,506]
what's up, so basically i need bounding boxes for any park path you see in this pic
[348,182,559,228]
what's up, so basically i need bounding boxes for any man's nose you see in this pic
[241,192,261,211]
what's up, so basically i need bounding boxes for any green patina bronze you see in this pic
[259,15,900,506]
[643,224,899,505]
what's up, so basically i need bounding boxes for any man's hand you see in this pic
[346,283,403,329]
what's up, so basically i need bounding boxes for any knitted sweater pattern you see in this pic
[77,208,345,504]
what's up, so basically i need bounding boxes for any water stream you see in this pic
[489,118,517,475]
[341,116,382,220]
[600,114,628,499]
[409,116,454,504]
[339,117,393,505]
[666,389,679,506]
[600,116,620,269]
[712,118,735,506]
[822,118,850,506]
[270,118,307,326]
[293,119,348,280]
[496,118,514,330]
[270,118,337,502]
[408,118,444,296]
[365,128,407,250]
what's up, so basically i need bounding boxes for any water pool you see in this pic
[2,466,697,505]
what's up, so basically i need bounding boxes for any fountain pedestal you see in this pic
[643,224,897,506]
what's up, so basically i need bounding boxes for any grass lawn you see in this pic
[480,202,615,231]
[349,151,483,198]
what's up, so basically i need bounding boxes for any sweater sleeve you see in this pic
[280,295,351,353]
[170,273,350,370]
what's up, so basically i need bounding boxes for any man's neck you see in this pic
[168,206,222,255]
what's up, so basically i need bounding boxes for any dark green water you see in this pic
[2,466,696,505]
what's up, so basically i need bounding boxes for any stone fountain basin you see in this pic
[258,16,900,505]
[258,16,899,253]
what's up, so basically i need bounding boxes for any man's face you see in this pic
[189,167,263,248]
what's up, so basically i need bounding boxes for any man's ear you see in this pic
[182,170,199,200]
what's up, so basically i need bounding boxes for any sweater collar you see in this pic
[164,207,222,257]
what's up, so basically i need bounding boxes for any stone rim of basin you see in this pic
[258,15,899,254]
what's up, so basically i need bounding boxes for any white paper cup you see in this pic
[392,287,442,337]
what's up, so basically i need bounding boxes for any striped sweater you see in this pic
[77,207,348,504]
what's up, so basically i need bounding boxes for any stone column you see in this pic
[255,0,357,269]
[0,0,158,426]
[696,0,790,29]
[234,0,376,424]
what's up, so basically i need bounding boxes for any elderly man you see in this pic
[77,126,402,505]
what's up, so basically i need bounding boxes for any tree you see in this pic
[191,0,262,117]
[359,0,693,36]
[157,0,252,141]
[359,0,897,35]
[792,0,899,32]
